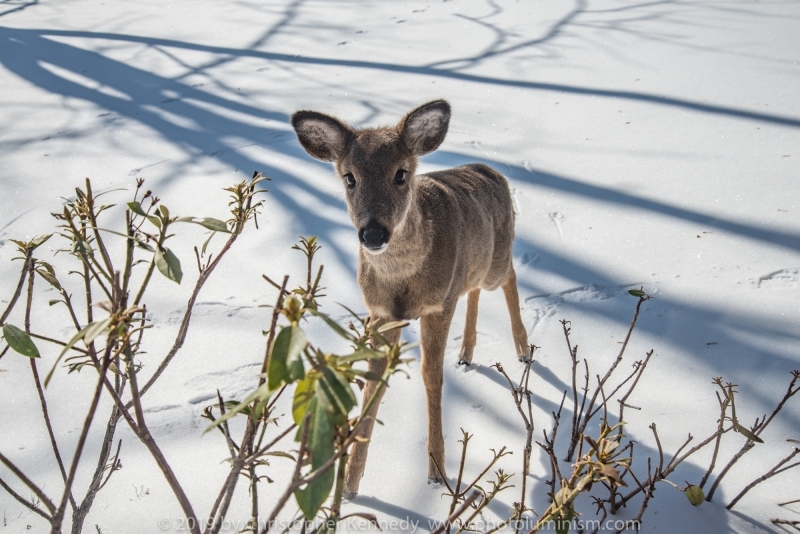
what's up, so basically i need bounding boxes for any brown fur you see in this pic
[291,100,530,497]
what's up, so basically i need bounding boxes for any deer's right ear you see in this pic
[291,111,353,162]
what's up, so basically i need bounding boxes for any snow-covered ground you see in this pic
[1,0,799,532]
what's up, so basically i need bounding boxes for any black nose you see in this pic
[358,220,390,249]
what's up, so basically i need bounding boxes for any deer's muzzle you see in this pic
[359,220,390,253]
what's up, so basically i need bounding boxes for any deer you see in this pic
[291,99,531,498]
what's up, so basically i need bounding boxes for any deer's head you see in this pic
[291,100,450,254]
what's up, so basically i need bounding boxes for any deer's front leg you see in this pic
[420,303,457,483]
[343,318,401,498]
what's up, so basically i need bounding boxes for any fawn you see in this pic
[291,100,530,497]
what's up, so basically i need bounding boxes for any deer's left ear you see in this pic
[399,100,451,156]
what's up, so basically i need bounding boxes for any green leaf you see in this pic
[83,317,112,345]
[317,367,357,417]
[201,231,216,256]
[48,299,61,306]
[628,289,646,298]
[223,400,252,416]
[155,247,182,284]
[128,202,147,217]
[127,201,147,216]
[262,451,296,461]
[347,369,383,382]
[734,422,764,443]
[128,202,161,227]
[377,320,408,333]
[29,234,52,249]
[338,347,383,365]
[12,234,54,252]
[135,240,155,252]
[36,267,62,290]
[175,217,231,233]
[268,325,307,390]
[71,240,94,257]
[293,377,315,425]
[205,384,273,432]
[295,397,335,519]
[37,261,55,275]
[44,321,96,387]
[2,325,40,358]
[309,310,356,342]
[158,204,170,220]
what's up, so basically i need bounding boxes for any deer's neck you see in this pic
[362,201,430,280]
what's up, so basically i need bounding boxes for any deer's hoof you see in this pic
[457,358,471,366]
[342,491,357,501]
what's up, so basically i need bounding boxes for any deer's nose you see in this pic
[359,220,390,250]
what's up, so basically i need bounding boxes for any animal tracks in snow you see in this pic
[522,284,639,334]
[755,268,800,289]
[548,212,565,239]
[162,301,259,324]
[183,363,262,405]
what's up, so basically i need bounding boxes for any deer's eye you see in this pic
[394,169,407,185]
[344,173,356,188]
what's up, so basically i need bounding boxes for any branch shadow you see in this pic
[3,25,799,129]
[1,23,797,426]
[347,495,437,531]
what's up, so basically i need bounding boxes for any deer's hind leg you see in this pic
[458,287,481,366]
[501,267,531,361]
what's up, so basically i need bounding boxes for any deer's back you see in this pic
[419,163,515,293]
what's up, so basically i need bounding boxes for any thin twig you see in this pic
[50,344,113,533]
[207,425,253,534]
[23,259,78,512]
[0,476,51,520]
[707,370,799,501]
[700,391,730,488]
[566,294,650,461]
[245,424,298,466]
[771,518,800,530]
[0,247,33,325]
[133,230,247,403]
[727,447,800,509]
[261,415,310,534]
[127,349,200,534]
[0,452,56,514]
[430,491,481,534]
[618,426,730,507]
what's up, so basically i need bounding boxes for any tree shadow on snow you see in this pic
[0,7,797,529]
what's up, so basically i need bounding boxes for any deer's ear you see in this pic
[291,111,354,162]
[399,100,451,156]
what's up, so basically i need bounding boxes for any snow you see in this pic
[1,0,799,532]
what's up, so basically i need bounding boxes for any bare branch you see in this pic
[727,447,800,509]
[0,475,51,520]
[430,491,481,534]
[0,450,56,514]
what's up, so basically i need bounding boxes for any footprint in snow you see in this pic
[183,363,262,404]
[163,301,258,324]
[548,212,565,239]
[755,268,800,289]
[522,284,637,334]
[517,159,534,173]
